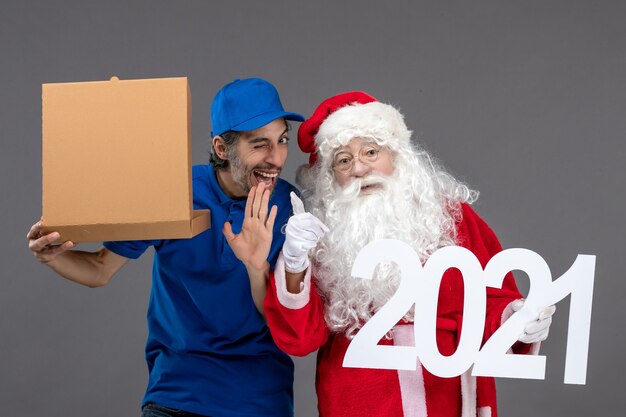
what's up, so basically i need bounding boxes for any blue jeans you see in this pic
[141,403,211,417]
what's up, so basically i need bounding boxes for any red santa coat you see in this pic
[265,204,529,417]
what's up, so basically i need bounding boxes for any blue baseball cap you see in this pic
[210,78,304,136]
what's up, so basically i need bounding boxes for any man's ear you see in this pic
[212,136,229,160]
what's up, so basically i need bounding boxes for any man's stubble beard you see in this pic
[228,151,252,195]
[228,148,281,196]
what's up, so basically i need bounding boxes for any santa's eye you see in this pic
[334,152,353,166]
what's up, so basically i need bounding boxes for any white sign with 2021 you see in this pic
[342,240,595,385]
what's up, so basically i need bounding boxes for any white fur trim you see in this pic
[273,252,312,310]
[393,325,428,417]
[478,407,492,417]
[315,101,412,157]
[393,325,481,417]
[460,370,477,417]
[529,341,542,355]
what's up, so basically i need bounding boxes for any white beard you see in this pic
[298,105,477,338]
[311,173,453,338]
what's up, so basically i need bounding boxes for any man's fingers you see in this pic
[252,182,267,218]
[244,185,257,218]
[30,232,61,252]
[44,241,74,257]
[27,221,42,239]
[290,192,305,215]
[222,221,236,242]
[28,218,75,264]
[258,186,271,220]
[33,241,74,263]
[266,205,278,230]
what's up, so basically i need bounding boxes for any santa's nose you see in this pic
[351,159,371,177]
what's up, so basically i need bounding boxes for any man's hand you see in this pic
[512,299,556,343]
[27,220,76,265]
[282,192,329,273]
[27,219,129,287]
[223,182,277,271]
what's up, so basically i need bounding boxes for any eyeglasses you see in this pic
[332,143,383,173]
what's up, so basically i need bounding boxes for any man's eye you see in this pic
[279,137,290,144]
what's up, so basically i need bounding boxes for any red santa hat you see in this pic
[297,91,412,167]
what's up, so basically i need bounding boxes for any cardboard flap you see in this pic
[42,76,209,242]
[190,209,211,237]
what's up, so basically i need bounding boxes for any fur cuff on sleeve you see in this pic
[274,252,312,310]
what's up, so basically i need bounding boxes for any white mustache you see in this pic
[336,175,388,201]
[360,176,385,188]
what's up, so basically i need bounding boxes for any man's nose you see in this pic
[351,158,371,177]
[265,144,285,167]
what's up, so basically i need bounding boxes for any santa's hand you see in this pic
[282,192,329,273]
[512,299,556,343]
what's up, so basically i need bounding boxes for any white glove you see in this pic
[282,192,329,273]
[512,299,556,343]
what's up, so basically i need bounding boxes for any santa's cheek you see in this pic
[335,174,352,187]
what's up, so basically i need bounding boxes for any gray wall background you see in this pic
[1,0,624,416]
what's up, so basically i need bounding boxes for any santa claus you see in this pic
[262,92,555,417]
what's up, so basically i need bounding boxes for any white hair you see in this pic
[299,104,477,338]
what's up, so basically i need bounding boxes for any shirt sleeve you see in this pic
[264,253,330,356]
[103,239,154,259]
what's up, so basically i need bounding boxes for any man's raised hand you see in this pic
[223,182,277,271]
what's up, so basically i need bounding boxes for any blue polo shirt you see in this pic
[104,164,296,417]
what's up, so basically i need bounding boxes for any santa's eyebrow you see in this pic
[333,149,351,156]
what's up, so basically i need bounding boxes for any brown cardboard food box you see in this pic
[41,76,211,242]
